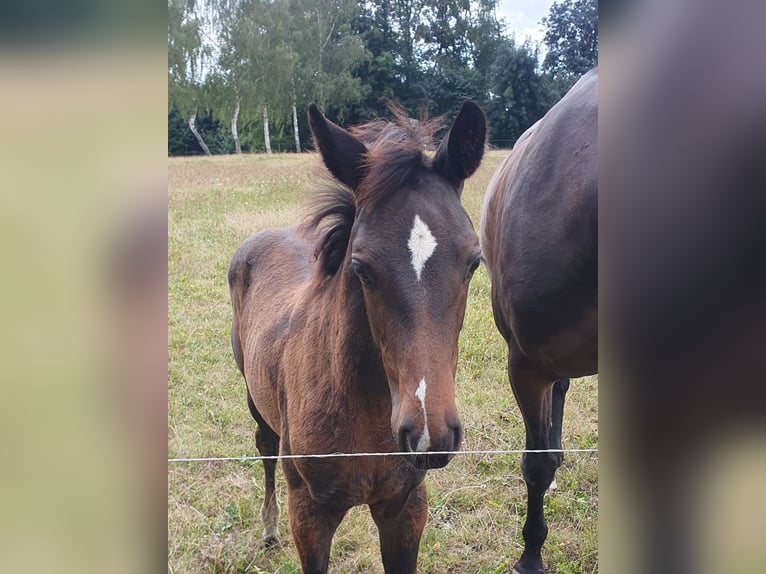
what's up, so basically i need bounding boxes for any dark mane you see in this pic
[308,105,444,276]
[307,185,356,276]
[353,106,443,211]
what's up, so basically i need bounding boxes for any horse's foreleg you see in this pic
[547,378,571,491]
[370,482,428,574]
[508,352,558,574]
[287,486,346,574]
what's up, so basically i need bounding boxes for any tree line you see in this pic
[168,0,597,155]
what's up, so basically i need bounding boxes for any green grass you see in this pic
[168,151,598,573]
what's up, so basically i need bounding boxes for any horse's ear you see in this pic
[308,103,368,190]
[433,100,486,192]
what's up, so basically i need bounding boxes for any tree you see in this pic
[348,1,402,122]
[209,0,250,154]
[350,0,504,120]
[390,0,425,103]
[268,0,306,152]
[168,0,586,154]
[288,0,369,124]
[216,0,293,154]
[541,0,598,78]
[416,0,504,117]
[416,0,475,116]
[168,0,217,155]
[169,106,234,155]
[468,0,505,80]
[486,37,551,145]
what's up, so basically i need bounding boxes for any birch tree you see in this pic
[212,0,247,153]
[229,0,294,153]
[288,0,368,123]
[168,0,214,155]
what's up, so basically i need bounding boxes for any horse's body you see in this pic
[480,68,598,574]
[229,103,486,573]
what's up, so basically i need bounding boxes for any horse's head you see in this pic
[308,102,486,470]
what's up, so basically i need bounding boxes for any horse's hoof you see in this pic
[512,562,544,574]
[263,535,281,550]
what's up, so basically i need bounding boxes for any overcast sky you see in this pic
[495,0,556,47]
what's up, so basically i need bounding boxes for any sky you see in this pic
[495,0,556,47]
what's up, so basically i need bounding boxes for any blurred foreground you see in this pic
[601,1,766,573]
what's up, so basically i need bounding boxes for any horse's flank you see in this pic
[482,69,598,376]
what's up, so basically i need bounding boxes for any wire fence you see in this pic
[168,447,598,463]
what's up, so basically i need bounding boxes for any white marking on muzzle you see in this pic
[414,377,430,451]
[408,214,437,281]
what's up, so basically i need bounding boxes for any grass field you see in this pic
[168,150,598,573]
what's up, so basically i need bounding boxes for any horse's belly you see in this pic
[232,226,312,435]
[534,308,598,377]
[239,317,287,429]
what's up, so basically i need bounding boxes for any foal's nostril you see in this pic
[398,423,415,453]
[449,419,463,451]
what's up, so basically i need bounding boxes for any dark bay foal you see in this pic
[229,102,486,573]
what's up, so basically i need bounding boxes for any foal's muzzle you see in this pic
[397,418,463,470]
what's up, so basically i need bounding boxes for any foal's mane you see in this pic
[308,106,443,276]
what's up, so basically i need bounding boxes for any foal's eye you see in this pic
[349,259,373,285]
[467,255,482,278]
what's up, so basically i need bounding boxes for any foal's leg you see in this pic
[286,485,347,574]
[247,392,281,548]
[547,378,570,491]
[370,482,428,574]
[508,350,558,574]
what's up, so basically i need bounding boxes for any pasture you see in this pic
[168,150,598,573]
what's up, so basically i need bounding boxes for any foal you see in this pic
[229,102,486,573]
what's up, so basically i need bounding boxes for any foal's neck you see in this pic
[326,271,388,397]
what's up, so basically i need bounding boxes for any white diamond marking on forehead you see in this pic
[407,214,437,281]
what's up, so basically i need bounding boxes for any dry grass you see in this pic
[168,150,598,573]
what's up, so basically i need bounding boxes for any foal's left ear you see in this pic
[433,101,487,192]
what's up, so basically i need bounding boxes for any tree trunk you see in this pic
[292,103,301,153]
[263,106,272,155]
[231,96,241,154]
[188,112,212,156]
[291,82,302,154]
[291,75,301,153]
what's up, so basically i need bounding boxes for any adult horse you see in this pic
[228,102,486,573]
[480,69,598,574]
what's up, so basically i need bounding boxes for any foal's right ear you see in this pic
[308,103,368,190]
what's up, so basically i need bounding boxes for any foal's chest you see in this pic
[284,455,424,509]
